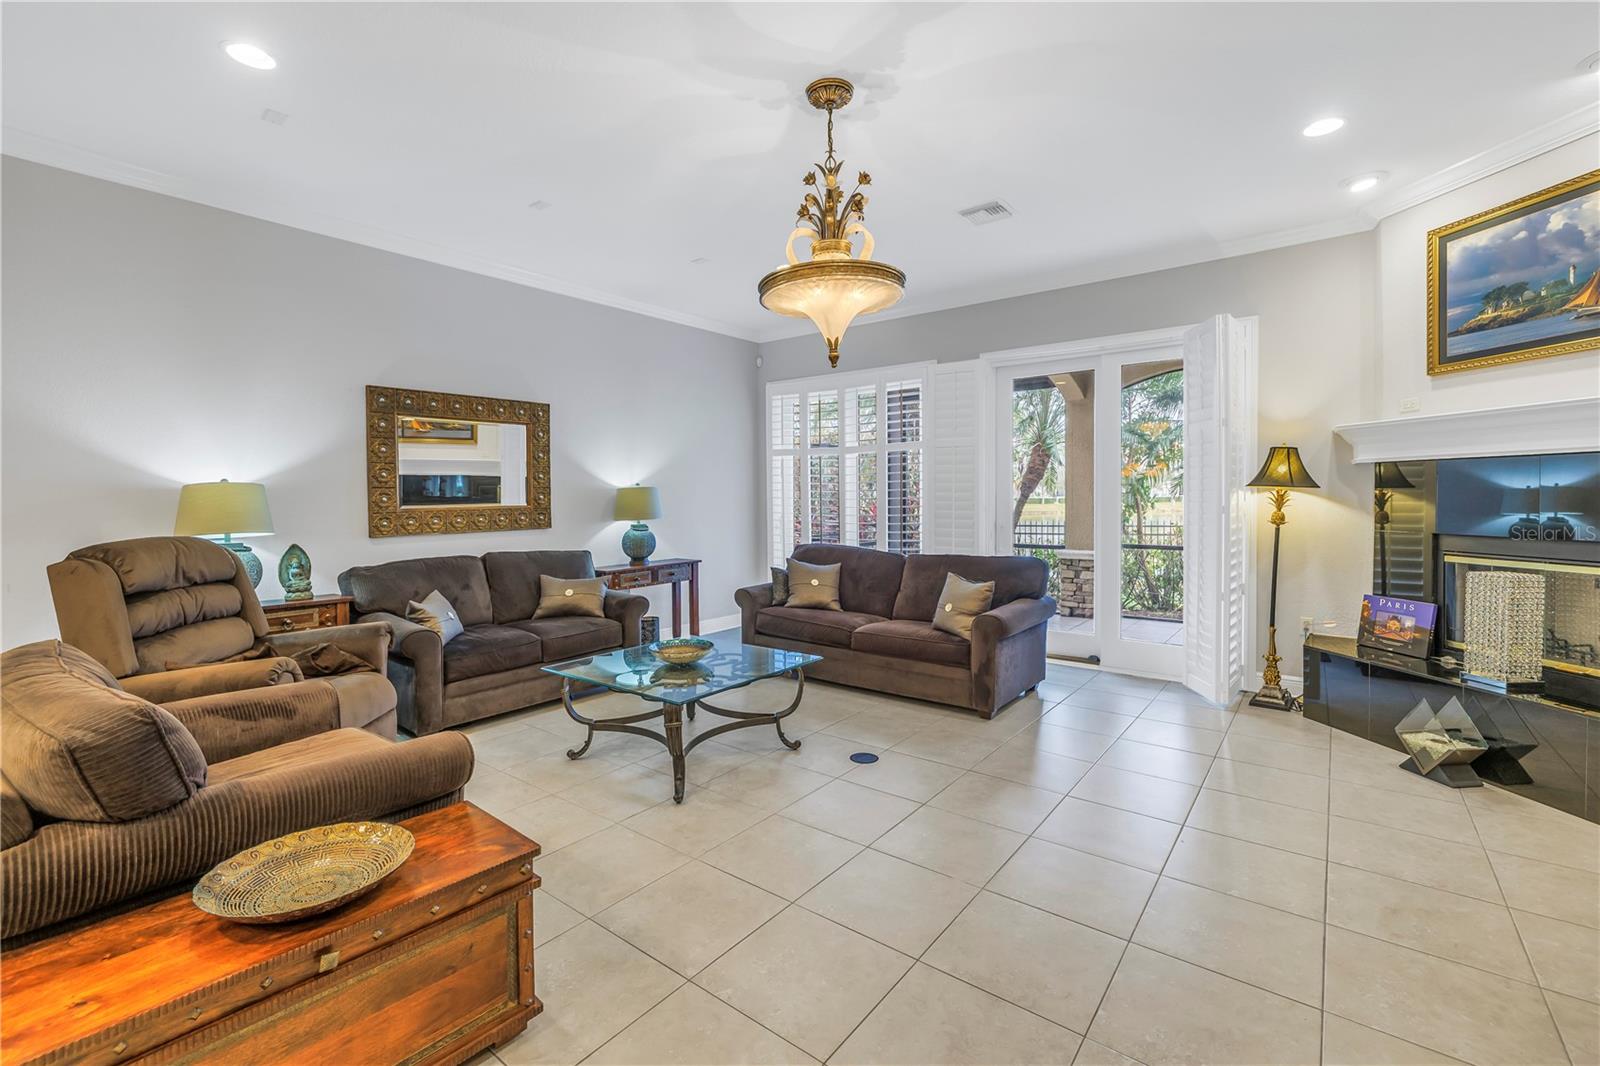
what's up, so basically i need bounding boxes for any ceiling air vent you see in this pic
[958,200,1014,226]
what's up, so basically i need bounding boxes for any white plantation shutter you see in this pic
[1182,315,1256,704]
[765,365,932,565]
[930,361,980,553]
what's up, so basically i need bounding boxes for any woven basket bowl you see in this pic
[192,821,415,924]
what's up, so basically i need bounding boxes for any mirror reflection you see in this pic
[396,419,528,508]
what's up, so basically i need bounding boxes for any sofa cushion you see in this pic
[892,554,1048,621]
[69,536,239,596]
[510,616,623,661]
[0,641,207,823]
[792,544,906,618]
[930,573,996,640]
[851,620,971,667]
[340,555,494,627]
[533,575,606,619]
[756,607,886,649]
[483,550,597,624]
[785,560,842,610]
[1,775,34,850]
[407,589,466,644]
[441,625,544,684]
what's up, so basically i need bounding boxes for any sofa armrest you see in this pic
[735,583,775,643]
[970,596,1056,717]
[270,622,392,675]
[359,612,440,665]
[602,589,649,647]
[358,611,444,736]
[971,597,1056,645]
[122,657,304,704]
[162,681,342,764]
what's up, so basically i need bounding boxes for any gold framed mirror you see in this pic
[366,385,550,537]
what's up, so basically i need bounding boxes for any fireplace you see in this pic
[1370,450,1600,706]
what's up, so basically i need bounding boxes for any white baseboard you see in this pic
[700,613,741,635]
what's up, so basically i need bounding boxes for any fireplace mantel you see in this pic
[1335,397,1600,464]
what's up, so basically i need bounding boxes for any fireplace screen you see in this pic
[1442,553,1600,677]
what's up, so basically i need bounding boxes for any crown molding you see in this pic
[1358,102,1600,223]
[1,129,760,343]
[1334,398,1600,464]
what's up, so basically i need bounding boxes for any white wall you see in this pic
[1,158,761,646]
[1374,136,1600,419]
[758,233,1379,680]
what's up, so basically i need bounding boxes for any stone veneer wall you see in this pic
[1058,554,1094,617]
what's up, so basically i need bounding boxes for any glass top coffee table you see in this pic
[542,636,822,803]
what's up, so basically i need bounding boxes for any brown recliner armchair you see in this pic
[0,641,474,941]
[48,537,398,738]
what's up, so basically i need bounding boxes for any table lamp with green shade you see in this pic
[174,479,274,588]
[614,485,662,565]
[1247,445,1319,711]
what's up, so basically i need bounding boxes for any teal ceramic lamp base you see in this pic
[222,539,264,588]
[621,522,656,565]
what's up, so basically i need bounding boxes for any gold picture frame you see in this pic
[366,385,551,538]
[1427,169,1600,375]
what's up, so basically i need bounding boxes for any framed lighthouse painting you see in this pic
[1427,169,1600,375]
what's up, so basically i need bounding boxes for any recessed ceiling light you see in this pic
[1343,172,1386,194]
[1302,116,1345,138]
[223,41,277,70]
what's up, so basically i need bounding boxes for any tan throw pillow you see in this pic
[785,559,842,610]
[931,573,995,640]
[770,566,790,605]
[407,589,464,644]
[534,575,606,619]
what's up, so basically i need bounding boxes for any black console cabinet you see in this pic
[1303,635,1599,823]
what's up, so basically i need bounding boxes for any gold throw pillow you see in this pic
[407,589,464,644]
[930,573,995,640]
[534,574,606,619]
[785,560,842,611]
[770,566,790,605]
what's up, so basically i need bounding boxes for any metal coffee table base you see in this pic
[561,670,806,803]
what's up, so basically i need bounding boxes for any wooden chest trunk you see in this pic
[1,803,541,1066]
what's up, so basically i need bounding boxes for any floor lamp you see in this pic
[1248,445,1319,711]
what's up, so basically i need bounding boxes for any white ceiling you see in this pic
[4,3,1597,342]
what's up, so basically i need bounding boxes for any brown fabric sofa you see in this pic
[736,544,1055,717]
[0,641,473,941]
[48,537,398,738]
[339,550,647,735]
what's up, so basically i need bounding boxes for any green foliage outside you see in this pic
[1120,370,1183,617]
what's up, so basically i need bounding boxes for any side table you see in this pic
[260,593,354,635]
[594,558,701,637]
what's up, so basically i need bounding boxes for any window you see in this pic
[766,366,930,565]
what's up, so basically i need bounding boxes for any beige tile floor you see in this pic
[453,660,1599,1066]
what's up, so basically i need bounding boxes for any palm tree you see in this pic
[1011,385,1066,528]
[1121,370,1184,613]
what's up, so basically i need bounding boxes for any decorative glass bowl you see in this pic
[192,821,415,924]
[649,637,715,665]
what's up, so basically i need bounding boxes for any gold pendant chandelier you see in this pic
[758,77,905,368]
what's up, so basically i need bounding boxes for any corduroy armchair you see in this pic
[0,641,474,942]
[48,536,399,738]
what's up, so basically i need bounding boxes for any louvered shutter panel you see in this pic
[930,361,980,553]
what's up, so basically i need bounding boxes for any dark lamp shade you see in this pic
[614,485,662,521]
[1247,446,1320,490]
[1501,485,1539,515]
[1374,462,1415,491]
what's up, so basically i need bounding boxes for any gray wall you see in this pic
[1,157,762,646]
[759,234,1381,679]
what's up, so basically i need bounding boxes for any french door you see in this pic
[995,340,1188,679]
